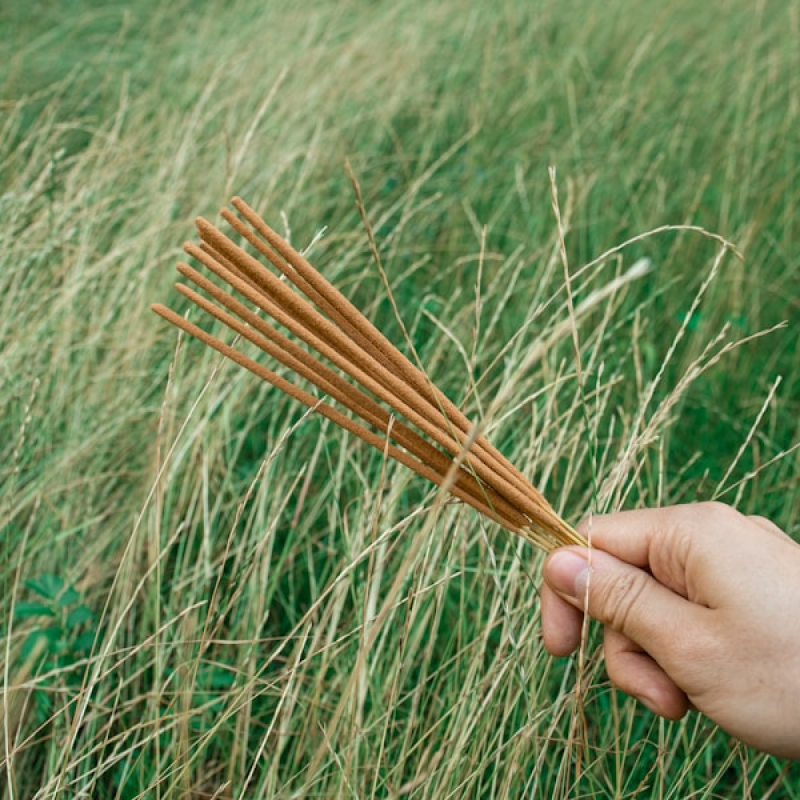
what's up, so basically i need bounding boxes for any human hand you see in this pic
[541,502,800,759]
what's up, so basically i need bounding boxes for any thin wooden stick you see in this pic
[183,235,553,527]
[151,304,530,537]
[190,224,558,529]
[169,279,531,531]
[152,198,587,552]
[228,198,547,507]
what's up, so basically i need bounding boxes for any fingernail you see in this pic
[546,550,590,600]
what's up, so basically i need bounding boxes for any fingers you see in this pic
[576,506,699,598]
[575,502,778,598]
[543,547,709,670]
[541,580,690,720]
[577,504,793,572]
[540,503,800,752]
[540,582,583,656]
[542,546,693,720]
[603,628,689,720]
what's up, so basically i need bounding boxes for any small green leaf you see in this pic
[57,587,80,609]
[73,631,97,652]
[14,602,56,620]
[726,313,747,329]
[197,664,235,690]
[208,669,235,690]
[65,606,94,628]
[25,574,64,600]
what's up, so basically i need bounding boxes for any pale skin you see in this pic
[541,501,800,760]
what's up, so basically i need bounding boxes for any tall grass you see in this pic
[2,0,798,796]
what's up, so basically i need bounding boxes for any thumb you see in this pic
[543,547,706,665]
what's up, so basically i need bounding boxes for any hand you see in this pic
[540,501,800,760]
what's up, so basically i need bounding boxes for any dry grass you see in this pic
[2,0,798,796]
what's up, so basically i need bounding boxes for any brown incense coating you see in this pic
[228,206,579,547]
[197,216,536,503]
[152,198,586,552]
[229,197,546,506]
[150,304,531,539]
[170,276,530,531]
[191,222,556,528]
[186,235,566,535]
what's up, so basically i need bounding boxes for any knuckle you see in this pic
[747,514,786,537]
[694,500,740,524]
[598,569,650,634]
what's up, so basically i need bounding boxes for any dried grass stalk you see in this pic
[152,197,586,552]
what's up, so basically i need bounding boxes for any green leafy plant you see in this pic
[15,573,96,675]
[10,574,96,728]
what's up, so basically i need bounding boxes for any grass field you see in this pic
[2,0,799,796]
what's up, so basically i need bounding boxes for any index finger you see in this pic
[577,503,729,599]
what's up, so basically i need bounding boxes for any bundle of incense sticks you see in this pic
[152,197,586,552]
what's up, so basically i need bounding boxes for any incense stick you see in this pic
[152,198,587,552]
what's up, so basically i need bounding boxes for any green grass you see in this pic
[2,0,799,796]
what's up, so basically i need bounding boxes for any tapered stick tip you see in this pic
[183,241,201,258]
[195,217,215,237]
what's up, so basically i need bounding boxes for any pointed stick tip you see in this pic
[151,303,172,318]
[195,217,215,236]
